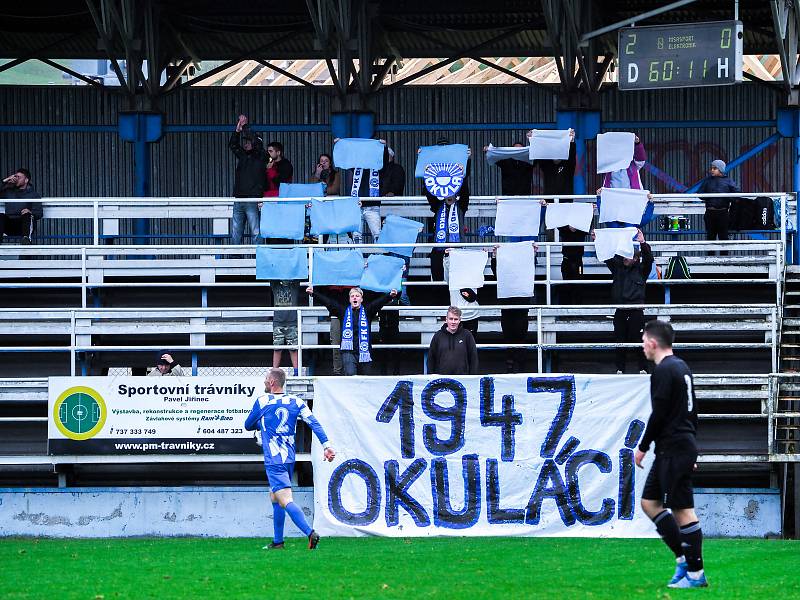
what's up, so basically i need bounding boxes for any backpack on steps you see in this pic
[665,256,691,279]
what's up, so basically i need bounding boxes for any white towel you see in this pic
[495,198,542,237]
[529,129,571,160]
[486,144,531,166]
[496,242,536,298]
[596,132,635,174]
[599,187,650,224]
[545,202,594,232]
[594,227,639,262]
[448,249,488,291]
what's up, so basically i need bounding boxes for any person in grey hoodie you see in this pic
[427,306,479,375]
[0,168,42,244]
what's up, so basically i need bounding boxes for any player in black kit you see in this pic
[635,320,708,589]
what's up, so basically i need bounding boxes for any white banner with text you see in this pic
[312,375,656,537]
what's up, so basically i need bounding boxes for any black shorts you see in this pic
[641,452,697,509]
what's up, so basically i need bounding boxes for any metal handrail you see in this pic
[0,238,784,308]
[15,192,795,254]
[0,303,777,376]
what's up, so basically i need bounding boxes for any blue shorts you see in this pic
[265,462,294,493]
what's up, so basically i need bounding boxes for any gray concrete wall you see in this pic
[0,486,781,538]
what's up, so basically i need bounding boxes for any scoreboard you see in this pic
[618,20,743,90]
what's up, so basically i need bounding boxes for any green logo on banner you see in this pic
[53,386,107,440]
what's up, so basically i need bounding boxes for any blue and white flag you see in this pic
[310,198,362,235]
[415,144,469,178]
[260,201,306,240]
[311,249,365,286]
[256,246,309,280]
[333,138,385,170]
[360,254,405,293]
[424,162,465,199]
[279,182,325,198]
[377,215,423,257]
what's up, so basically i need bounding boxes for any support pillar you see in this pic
[555,110,601,195]
[330,111,375,139]
[777,108,800,262]
[118,112,163,243]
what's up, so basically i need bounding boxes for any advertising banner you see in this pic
[48,377,264,455]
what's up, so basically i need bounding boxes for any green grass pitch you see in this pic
[1,537,797,599]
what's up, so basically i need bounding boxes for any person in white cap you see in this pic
[697,159,740,243]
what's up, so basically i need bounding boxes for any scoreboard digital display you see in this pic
[618,20,743,90]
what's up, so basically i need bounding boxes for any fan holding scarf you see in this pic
[306,285,397,376]
[422,137,471,292]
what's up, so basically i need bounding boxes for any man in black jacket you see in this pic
[229,114,267,245]
[427,306,479,375]
[697,159,740,243]
[0,168,42,244]
[379,147,405,197]
[487,141,533,196]
[265,140,293,196]
[599,228,653,374]
[306,285,396,375]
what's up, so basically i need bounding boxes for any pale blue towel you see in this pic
[360,254,405,293]
[311,249,365,286]
[256,246,309,280]
[377,215,423,257]
[279,182,325,198]
[310,197,362,235]
[260,202,306,240]
[333,138,385,170]
[415,144,469,177]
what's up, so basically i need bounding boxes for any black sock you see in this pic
[680,521,704,572]
[652,510,684,558]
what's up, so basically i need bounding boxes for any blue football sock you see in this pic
[285,502,312,536]
[272,502,286,544]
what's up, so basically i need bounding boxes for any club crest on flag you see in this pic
[424,162,464,199]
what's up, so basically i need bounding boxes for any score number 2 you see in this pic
[624,33,636,55]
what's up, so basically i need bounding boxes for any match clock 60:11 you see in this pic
[618,20,743,90]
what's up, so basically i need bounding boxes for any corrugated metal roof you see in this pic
[0,1,785,60]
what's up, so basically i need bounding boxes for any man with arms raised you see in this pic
[245,367,335,550]
[636,320,707,588]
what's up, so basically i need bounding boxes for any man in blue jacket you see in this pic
[697,159,740,243]
[245,368,336,550]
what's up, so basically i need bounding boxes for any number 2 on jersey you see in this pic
[274,407,290,433]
